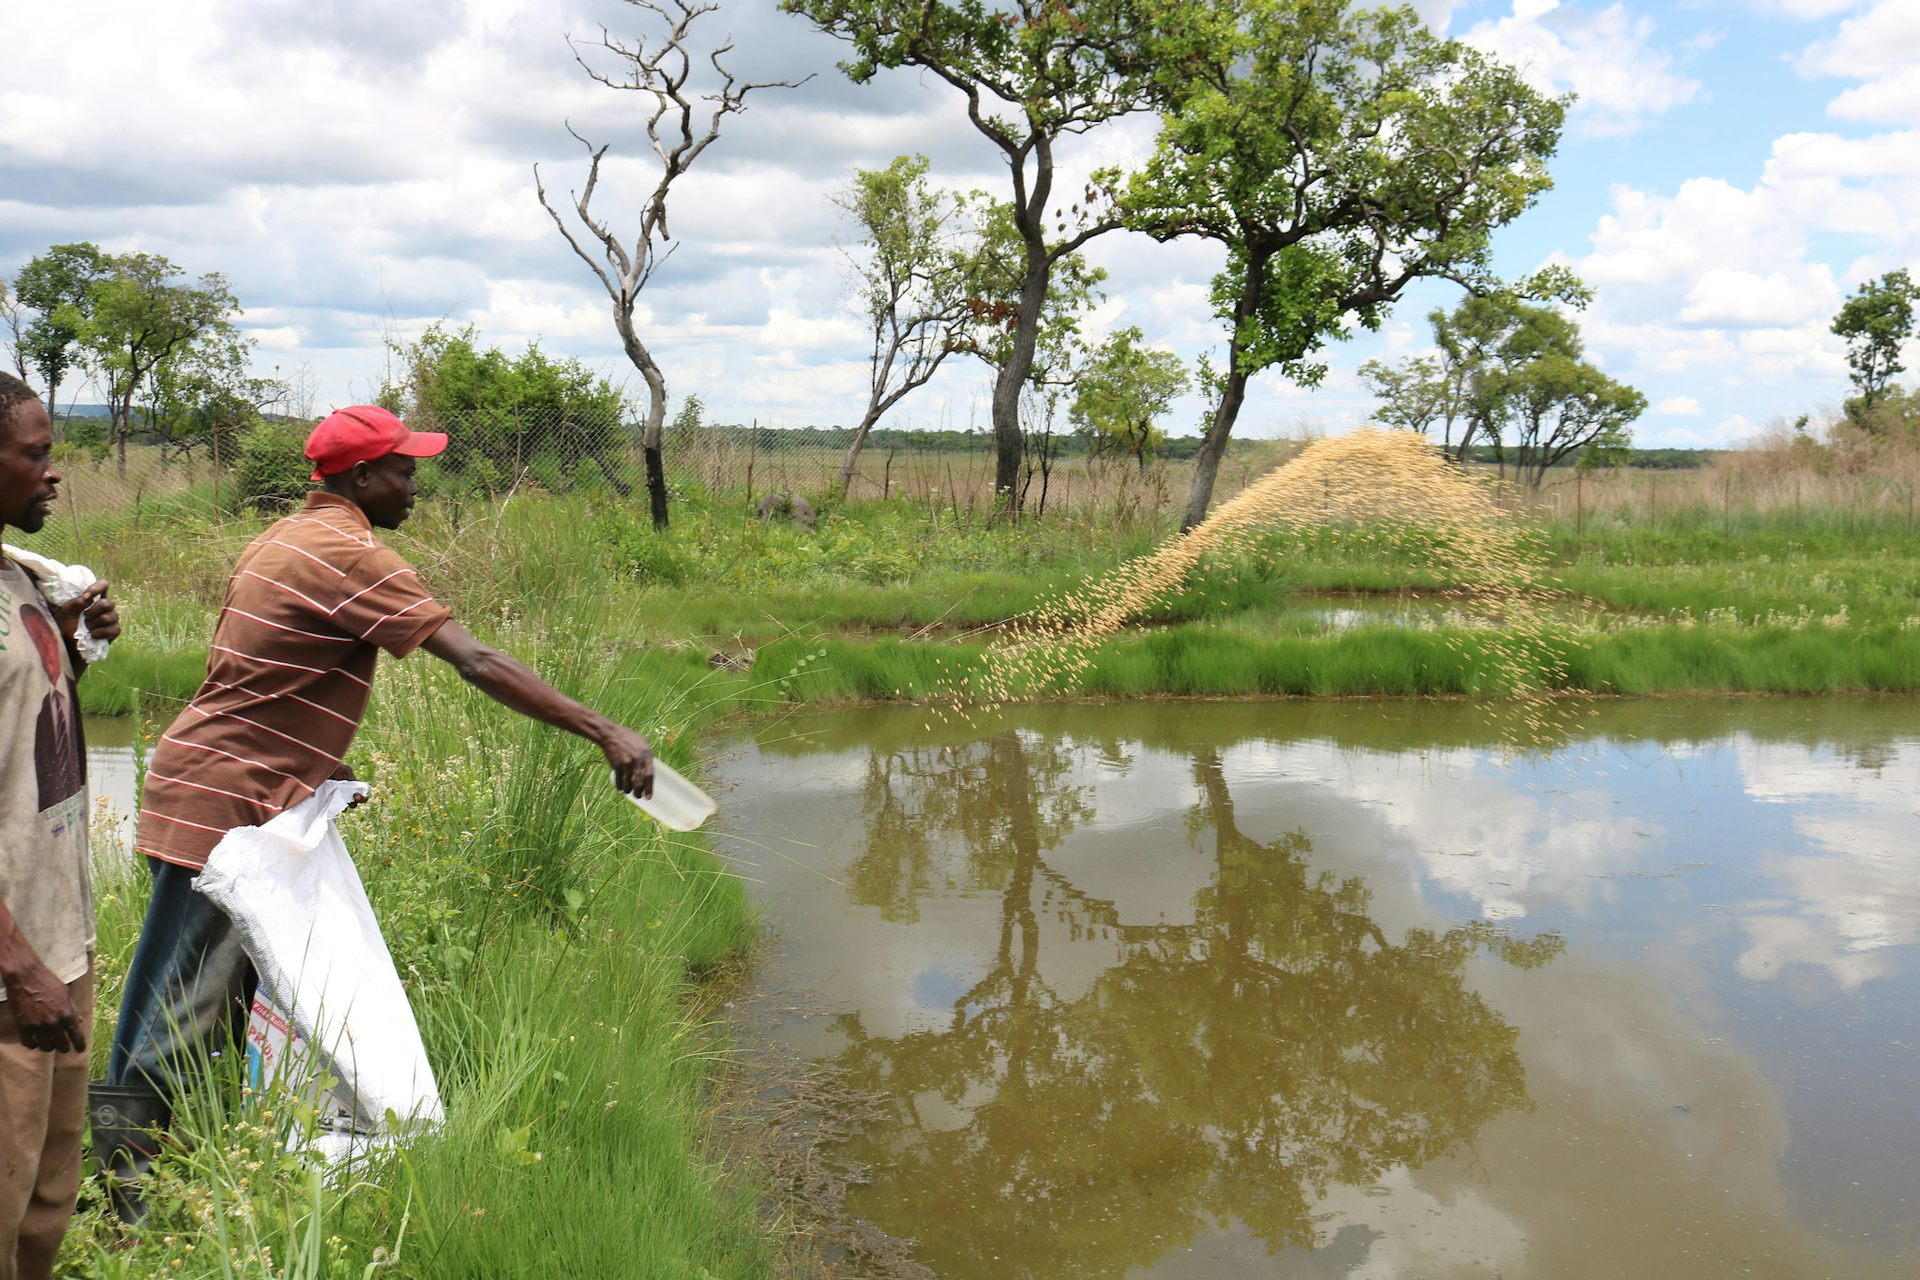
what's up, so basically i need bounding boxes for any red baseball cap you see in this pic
[305,405,448,481]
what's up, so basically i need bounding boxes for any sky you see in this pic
[4,0,1917,449]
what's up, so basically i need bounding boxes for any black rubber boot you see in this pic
[88,1081,170,1226]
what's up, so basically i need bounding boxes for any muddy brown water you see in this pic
[712,698,1920,1279]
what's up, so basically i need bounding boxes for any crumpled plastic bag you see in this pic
[3,544,110,664]
[194,781,443,1149]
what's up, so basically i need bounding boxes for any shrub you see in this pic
[232,419,312,511]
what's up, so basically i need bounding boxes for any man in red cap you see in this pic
[95,406,653,1220]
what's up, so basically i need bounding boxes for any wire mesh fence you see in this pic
[30,403,1920,565]
[31,406,1295,543]
[660,420,1303,520]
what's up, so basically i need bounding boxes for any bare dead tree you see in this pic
[535,0,808,529]
[0,282,28,380]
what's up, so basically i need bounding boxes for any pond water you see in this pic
[83,715,140,853]
[713,698,1920,1279]
[1283,591,1624,634]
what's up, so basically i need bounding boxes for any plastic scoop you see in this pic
[614,761,717,832]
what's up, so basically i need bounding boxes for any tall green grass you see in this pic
[65,602,771,1278]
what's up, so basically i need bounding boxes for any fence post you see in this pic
[745,418,758,510]
[883,444,895,501]
[1576,470,1583,536]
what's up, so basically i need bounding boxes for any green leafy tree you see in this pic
[668,393,704,436]
[786,0,1156,505]
[536,0,806,530]
[143,325,281,504]
[12,242,111,426]
[1069,327,1189,470]
[1359,269,1585,459]
[385,324,631,495]
[1122,0,1565,530]
[831,155,993,497]
[1831,268,1918,424]
[1363,284,1645,487]
[964,194,1106,391]
[70,251,239,477]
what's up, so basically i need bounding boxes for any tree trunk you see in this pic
[113,395,131,481]
[836,403,885,499]
[991,222,1054,504]
[1180,250,1267,533]
[644,445,668,528]
[1183,367,1248,532]
[618,309,670,530]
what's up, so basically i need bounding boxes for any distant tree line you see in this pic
[1456,444,1713,471]
[668,419,1719,470]
[669,421,1264,462]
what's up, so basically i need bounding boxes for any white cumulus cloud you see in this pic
[1802,1,1920,127]
[1463,1,1701,137]
[1678,267,1841,329]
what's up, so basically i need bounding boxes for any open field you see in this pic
[25,449,1920,1276]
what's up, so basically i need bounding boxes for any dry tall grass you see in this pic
[666,430,1304,519]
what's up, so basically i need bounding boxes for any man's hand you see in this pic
[51,580,120,647]
[602,726,655,798]
[1,956,83,1054]
[331,762,368,808]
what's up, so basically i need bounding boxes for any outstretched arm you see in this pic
[421,619,654,797]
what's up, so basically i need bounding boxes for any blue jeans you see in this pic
[106,859,257,1099]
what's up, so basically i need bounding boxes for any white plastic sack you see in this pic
[242,991,367,1162]
[195,781,443,1147]
[2,544,110,663]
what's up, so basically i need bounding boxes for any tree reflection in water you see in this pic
[831,734,1562,1278]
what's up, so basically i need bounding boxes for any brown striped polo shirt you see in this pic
[136,492,452,869]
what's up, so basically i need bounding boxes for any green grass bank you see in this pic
[63,487,1920,717]
[23,479,1920,1276]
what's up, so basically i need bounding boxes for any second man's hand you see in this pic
[602,725,654,798]
[330,762,368,808]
